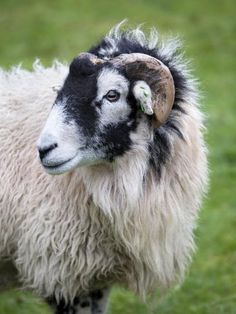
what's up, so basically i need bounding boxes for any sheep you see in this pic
[0,23,208,314]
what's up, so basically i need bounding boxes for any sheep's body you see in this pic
[0,26,208,313]
[0,64,121,296]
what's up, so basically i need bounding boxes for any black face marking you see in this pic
[99,108,137,162]
[56,63,100,139]
[93,71,138,161]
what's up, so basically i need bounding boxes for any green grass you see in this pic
[0,0,235,313]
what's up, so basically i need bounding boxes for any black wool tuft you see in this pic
[56,63,100,138]
[69,56,99,77]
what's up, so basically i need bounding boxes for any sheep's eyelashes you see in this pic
[105,90,120,102]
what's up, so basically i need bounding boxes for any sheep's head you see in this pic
[37,52,175,175]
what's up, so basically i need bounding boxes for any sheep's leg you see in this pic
[73,287,111,314]
[90,288,111,314]
[47,297,73,313]
[74,295,92,314]
[47,287,110,314]
[47,296,92,314]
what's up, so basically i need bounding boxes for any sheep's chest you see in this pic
[15,189,130,297]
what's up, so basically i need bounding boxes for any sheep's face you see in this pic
[37,57,142,175]
[37,51,175,175]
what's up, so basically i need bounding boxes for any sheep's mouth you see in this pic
[42,157,75,174]
[40,146,101,175]
[40,145,90,175]
[43,158,73,169]
[41,152,82,175]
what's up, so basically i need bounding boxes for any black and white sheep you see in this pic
[0,24,208,313]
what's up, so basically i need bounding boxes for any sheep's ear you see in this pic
[111,53,175,127]
[132,81,153,115]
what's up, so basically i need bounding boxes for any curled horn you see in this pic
[111,53,175,127]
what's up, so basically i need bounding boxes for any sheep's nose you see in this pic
[38,143,58,160]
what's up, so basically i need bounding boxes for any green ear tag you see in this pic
[139,101,147,113]
[138,87,149,113]
[140,103,145,112]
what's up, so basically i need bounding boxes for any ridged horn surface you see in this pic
[111,53,175,127]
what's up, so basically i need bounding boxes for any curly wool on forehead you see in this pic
[96,67,129,100]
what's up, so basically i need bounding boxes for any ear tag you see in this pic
[140,103,145,113]
[139,87,150,112]
[133,81,153,115]
[139,90,145,113]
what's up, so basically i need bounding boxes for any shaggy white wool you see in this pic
[0,31,208,302]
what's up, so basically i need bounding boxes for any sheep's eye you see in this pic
[105,90,120,102]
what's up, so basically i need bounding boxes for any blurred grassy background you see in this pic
[0,0,235,313]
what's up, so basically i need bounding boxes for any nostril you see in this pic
[38,143,58,160]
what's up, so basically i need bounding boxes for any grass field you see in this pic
[0,0,235,313]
